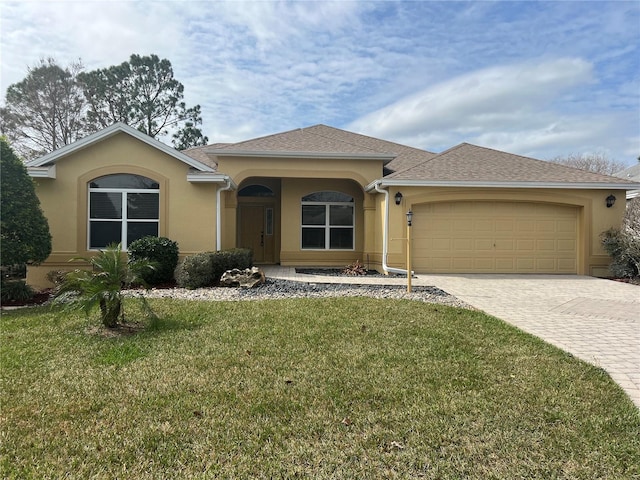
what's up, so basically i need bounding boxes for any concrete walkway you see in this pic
[263,267,640,408]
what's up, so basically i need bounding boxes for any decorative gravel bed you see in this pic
[134,278,471,309]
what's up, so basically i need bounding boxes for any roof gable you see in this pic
[27,122,215,173]
[205,124,435,171]
[387,142,638,185]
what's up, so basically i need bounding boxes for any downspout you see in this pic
[373,182,408,275]
[216,177,233,251]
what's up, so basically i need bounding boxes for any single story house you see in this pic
[26,122,639,289]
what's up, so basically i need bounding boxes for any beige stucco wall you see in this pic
[215,155,385,268]
[27,132,218,289]
[379,186,627,276]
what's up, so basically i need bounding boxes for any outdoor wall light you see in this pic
[395,191,403,205]
[406,209,413,227]
[606,194,616,208]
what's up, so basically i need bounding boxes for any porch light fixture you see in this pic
[394,191,403,205]
[606,194,616,208]
[406,209,413,227]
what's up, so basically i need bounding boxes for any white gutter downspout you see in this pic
[216,177,234,251]
[373,182,408,275]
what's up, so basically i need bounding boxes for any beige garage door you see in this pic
[412,201,578,273]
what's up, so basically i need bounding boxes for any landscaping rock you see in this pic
[220,267,265,288]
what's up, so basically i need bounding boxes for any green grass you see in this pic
[1,298,638,479]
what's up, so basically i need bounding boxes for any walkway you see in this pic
[263,267,640,408]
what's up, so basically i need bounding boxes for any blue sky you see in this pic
[1,0,639,165]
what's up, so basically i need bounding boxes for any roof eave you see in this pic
[367,179,640,191]
[27,123,215,173]
[206,149,395,164]
[186,172,236,187]
[27,165,56,179]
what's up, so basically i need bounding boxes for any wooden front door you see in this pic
[239,205,275,263]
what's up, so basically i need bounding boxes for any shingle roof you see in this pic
[615,163,640,182]
[202,124,436,173]
[181,143,229,170]
[387,143,636,184]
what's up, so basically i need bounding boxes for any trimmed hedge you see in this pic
[128,236,179,285]
[175,249,253,289]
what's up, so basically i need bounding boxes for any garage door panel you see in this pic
[413,201,578,274]
[516,239,535,250]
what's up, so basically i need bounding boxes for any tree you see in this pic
[53,243,156,328]
[0,58,87,160]
[78,54,208,148]
[550,153,627,176]
[0,138,52,266]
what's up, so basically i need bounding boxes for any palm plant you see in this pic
[53,243,155,328]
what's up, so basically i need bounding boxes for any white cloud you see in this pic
[348,58,594,138]
[1,1,638,163]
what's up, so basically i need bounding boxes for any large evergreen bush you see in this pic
[128,236,179,285]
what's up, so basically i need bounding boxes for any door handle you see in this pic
[260,231,264,247]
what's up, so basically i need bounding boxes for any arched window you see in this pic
[301,191,354,250]
[238,184,274,197]
[88,174,159,249]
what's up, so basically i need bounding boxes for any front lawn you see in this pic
[1,298,638,479]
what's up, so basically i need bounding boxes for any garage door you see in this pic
[412,201,578,273]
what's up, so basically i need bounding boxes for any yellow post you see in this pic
[407,215,412,293]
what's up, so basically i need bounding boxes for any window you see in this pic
[88,174,159,249]
[301,191,354,250]
[238,184,274,197]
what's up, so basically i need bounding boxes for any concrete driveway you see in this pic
[419,274,640,408]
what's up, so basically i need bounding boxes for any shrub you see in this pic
[52,243,156,328]
[128,236,179,285]
[175,252,215,289]
[600,198,640,279]
[175,249,253,289]
[343,259,367,276]
[0,280,34,303]
[211,248,253,283]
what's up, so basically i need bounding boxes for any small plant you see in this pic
[52,243,156,328]
[342,259,367,276]
[45,270,68,287]
[128,236,179,285]
[0,279,34,303]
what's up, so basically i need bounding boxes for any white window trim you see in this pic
[87,186,160,251]
[301,200,355,251]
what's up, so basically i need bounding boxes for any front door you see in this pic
[239,205,274,263]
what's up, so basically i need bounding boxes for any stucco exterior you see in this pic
[27,130,220,288]
[25,123,638,289]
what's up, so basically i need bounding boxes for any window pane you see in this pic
[90,221,121,249]
[90,192,122,219]
[302,228,325,249]
[238,185,274,197]
[330,205,353,226]
[302,191,353,202]
[330,228,353,249]
[127,222,158,246]
[128,193,159,219]
[90,174,159,189]
[302,205,326,225]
